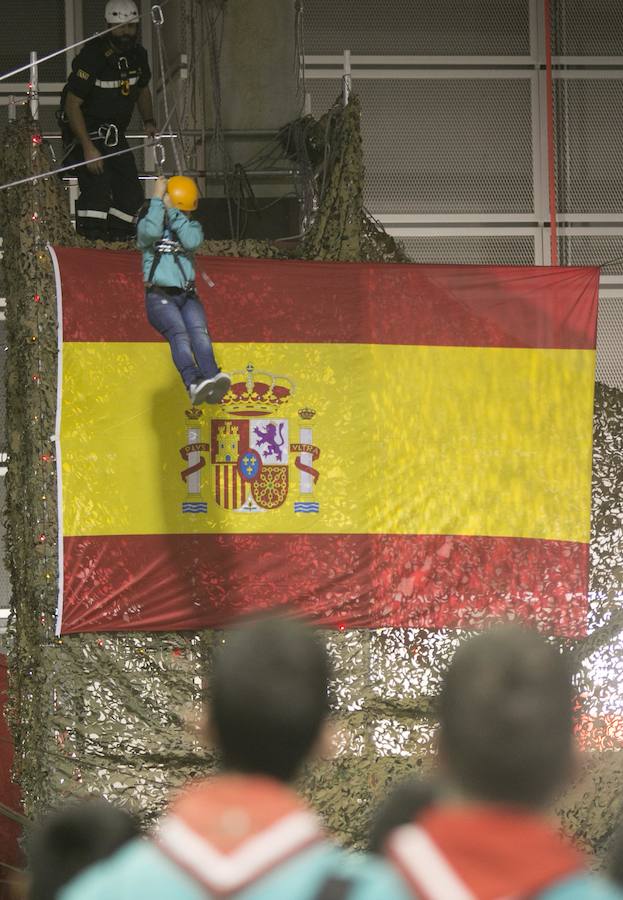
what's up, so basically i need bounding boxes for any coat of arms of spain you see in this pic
[179,364,320,515]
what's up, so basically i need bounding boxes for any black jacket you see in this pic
[61,36,151,132]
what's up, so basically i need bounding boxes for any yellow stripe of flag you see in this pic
[60,341,595,542]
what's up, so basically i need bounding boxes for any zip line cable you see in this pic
[0,0,175,83]
[0,137,164,193]
[0,98,182,193]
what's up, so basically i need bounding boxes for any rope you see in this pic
[0,863,24,875]
[0,801,29,827]
[0,0,175,83]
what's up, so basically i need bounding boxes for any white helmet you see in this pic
[105,0,139,24]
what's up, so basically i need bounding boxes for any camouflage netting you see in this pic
[0,101,622,864]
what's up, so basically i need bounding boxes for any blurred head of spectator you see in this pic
[368,777,439,854]
[28,799,139,900]
[208,616,332,781]
[438,625,574,808]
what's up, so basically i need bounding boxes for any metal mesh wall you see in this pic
[596,298,623,391]
[399,234,537,266]
[82,0,106,41]
[551,0,623,56]
[557,234,623,272]
[558,233,623,389]
[303,0,531,56]
[309,77,535,214]
[0,0,66,82]
[553,79,623,214]
[554,236,623,387]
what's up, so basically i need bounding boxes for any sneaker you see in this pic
[205,372,232,405]
[188,378,213,405]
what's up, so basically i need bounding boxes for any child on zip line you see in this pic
[137,175,231,406]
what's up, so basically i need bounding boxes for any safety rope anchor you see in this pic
[151,4,164,26]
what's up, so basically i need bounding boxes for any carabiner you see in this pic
[154,142,166,173]
[98,123,119,147]
[151,5,164,25]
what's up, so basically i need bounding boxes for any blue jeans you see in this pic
[145,288,220,388]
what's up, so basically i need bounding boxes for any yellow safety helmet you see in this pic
[167,176,200,212]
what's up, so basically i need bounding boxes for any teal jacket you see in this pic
[384,806,623,900]
[137,199,203,289]
[543,875,623,899]
[60,837,412,900]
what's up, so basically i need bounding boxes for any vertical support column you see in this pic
[543,0,558,265]
[532,0,554,265]
[210,0,298,192]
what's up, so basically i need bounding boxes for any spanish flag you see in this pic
[52,247,598,635]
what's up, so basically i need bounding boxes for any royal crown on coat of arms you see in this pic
[220,363,295,417]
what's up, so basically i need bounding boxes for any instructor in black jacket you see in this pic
[60,0,156,241]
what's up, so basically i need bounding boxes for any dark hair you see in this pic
[28,799,139,900]
[210,617,331,782]
[438,626,574,808]
[368,777,438,854]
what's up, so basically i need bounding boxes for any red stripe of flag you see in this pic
[61,533,588,636]
[54,247,599,350]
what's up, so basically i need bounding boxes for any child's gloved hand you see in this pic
[154,175,167,199]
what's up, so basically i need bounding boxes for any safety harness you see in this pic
[57,46,137,157]
[147,227,196,292]
[58,118,120,162]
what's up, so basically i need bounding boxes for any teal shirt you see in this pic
[61,836,412,900]
[543,874,623,899]
[137,199,203,288]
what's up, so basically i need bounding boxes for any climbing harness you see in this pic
[147,229,196,293]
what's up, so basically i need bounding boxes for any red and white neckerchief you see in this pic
[157,775,325,896]
[387,805,584,900]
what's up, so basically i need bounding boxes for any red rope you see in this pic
[543,0,558,265]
